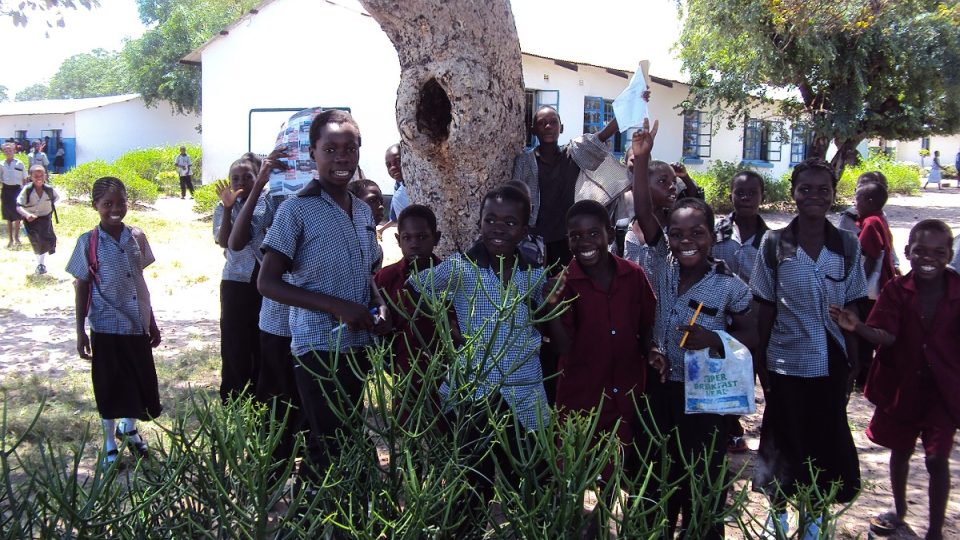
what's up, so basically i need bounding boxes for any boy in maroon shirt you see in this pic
[831,219,960,540]
[545,199,656,474]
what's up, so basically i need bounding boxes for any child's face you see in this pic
[854,185,876,217]
[313,122,360,188]
[480,198,527,259]
[625,148,635,175]
[359,185,385,224]
[668,207,713,269]
[532,109,562,145]
[94,188,128,229]
[385,147,402,182]
[567,214,610,269]
[792,170,834,220]
[907,229,952,282]
[731,175,763,218]
[30,168,45,189]
[229,162,256,196]
[397,216,439,267]
[650,163,678,209]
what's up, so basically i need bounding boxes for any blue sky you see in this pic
[0,0,683,98]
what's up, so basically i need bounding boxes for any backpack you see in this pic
[762,225,860,282]
[22,185,58,224]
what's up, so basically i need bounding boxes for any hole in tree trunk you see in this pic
[416,78,452,142]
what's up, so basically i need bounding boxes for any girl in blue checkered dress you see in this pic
[631,122,757,539]
[67,177,162,469]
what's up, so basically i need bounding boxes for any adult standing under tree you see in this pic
[1,143,27,247]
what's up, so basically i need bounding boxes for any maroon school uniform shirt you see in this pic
[865,270,960,428]
[856,213,897,294]
[374,256,443,374]
[555,254,656,444]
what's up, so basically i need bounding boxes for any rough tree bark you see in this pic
[358,0,526,254]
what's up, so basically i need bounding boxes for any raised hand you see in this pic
[828,305,860,332]
[216,179,243,209]
[630,118,660,158]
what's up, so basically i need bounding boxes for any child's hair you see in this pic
[649,159,673,177]
[533,105,559,127]
[239,151,262,173]
[566,199,612,229]
[857,170,887,188]
[29,164,46,175]
[480,184,531,222]
[504,179,532,198]
[669,197,715,232]
[92,176,127,204]
[730,170,766,194]
[790,158,838,189]
[347,179,381,197]
[857,181,888,210]
[908,219,954,247]
[309,109,361,149]
[398,204,438,234]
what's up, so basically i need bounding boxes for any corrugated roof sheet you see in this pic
[0,94,140,117]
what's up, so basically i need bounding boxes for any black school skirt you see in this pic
[753,339,861,503]
[1,185,20,221]
[91,332,163,421]
[24,214,56,254]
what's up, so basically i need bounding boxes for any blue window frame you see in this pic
[682,110,712,160]
[743,119,782,162]
[583,96,624,155]
[790,124,811,165]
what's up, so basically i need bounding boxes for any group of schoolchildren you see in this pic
[65,107,957,539]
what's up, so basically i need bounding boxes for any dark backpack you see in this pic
[22,185,59,224]
[762,225,860,282]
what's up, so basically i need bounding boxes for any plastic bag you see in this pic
[684,330,756,415]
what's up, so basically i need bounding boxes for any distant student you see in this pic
[66,176,162,468]
[545,199,656,477]
[175,146,194,199]
[409,185,549,504]
[28,141,49,174]
[17,165,59,274]
[623,156,678,266]
[213,157,264,402]
[922,150,944,189]
[853,181,896,386]
[711,170,769,453]
[631,120,756,540]
[838,171,900,273]
[751,158,866,538]
[258,110,390,482]
[830,220,959,540]
[382,143,409,229]
[348,178,385,269]
[1,142,27,248]
[53,146,65,174]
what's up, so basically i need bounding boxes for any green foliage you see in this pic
[46,48,134,99]
[14,83,50,102]
[113,144,202,194]
[55,160,158,204]
[123,0,259,114]
[678,0,960,174]
[2,0,99,31]
[192,182,220,216]
[0,84,8,102]
[689,160,791,213]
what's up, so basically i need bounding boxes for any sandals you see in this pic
[100,449,121,470]
[727,436,749,454]
[869,511,905,536]
[115,428,149,459]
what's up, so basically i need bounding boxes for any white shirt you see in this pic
[0,158,26,187]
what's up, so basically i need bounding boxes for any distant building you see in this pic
[879,135,960,171]
[0,94,199,172]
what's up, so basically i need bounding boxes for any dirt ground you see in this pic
[0,190,957,538]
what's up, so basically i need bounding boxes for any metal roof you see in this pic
[0,94,141,117]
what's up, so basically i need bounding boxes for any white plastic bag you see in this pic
[684,331,756,415]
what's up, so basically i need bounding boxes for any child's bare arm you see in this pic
[630,119,663,245]
[228,149,286,251]
[74,279,91,359]
[368,277,391,336]
[754,301,775,393]
[828,304,895,346]
[258,250,377,331]
[727,310,758,351]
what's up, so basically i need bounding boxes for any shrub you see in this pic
[192,181,220,217]
[690,160,789,213]
[837,152,920,198]
[113,144,202,194]
[155,171,181,195]
[55,160,158,205]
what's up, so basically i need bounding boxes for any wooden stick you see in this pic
[679,302,704,348]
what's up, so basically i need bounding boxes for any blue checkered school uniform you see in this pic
[251,192,291,338]
[409,252,549,430]
[261,187,378,357]
[640,232,751,382]
[66,226,155,335]
[712,213,768,283]
[750,220,868,377]
[213,200,260,283]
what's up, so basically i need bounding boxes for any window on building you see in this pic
[743,119,783,162]
[682,110,712,160]
[790,124,811,164]
[583,96,623,155]
[524,89,561,148]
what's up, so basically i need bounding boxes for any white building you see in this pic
[0,94,200,171]
[882,135,960,171]
[185,0,907,189]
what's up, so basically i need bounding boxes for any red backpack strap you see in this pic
[85,227,100,316]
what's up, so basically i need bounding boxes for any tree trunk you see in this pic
[358,0,526,254]
[830,137,863,181]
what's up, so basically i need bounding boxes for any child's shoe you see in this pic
[100,449,121,471]
[115,428,148,459]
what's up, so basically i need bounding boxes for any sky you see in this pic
[0,0,686,99]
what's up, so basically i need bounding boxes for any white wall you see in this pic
[199,0,401,186]
[0,114,76,139]
[892,135,960,168]
[73,98,199,165]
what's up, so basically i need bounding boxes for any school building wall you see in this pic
[73,98,200,165]
[0,113,78,170]
[889,135,960,170]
